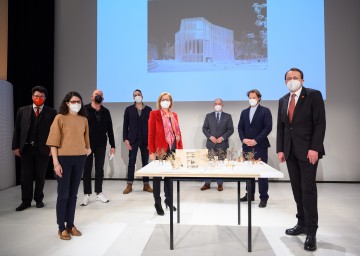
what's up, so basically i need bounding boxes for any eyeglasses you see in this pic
[33,95,46,99]
[69,100,81,104]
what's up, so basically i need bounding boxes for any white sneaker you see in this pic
[81,194,90,206]
[96,193,109,203]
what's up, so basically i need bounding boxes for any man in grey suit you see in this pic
[201,98,234,191]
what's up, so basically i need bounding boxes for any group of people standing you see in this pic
[12,67,325,251]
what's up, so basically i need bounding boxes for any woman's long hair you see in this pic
[58,91,87,117]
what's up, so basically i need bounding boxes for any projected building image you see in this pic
[148,1,268,72]
[175,17,234,63]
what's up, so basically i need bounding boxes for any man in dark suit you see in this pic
[122,89,153,194]
[277,67,326,251]
[238,89,272,208]
[201,98,234,191]
[12,86,57,211]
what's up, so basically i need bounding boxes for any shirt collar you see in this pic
[33,103,44,110]
[292,86,303,98]
[250,104,259,110]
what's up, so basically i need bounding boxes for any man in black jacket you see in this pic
[277,67,326,251]
[122,89,153,194]
[12,86,57,211]
[81,89,116,206]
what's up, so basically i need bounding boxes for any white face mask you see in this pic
[214,105,222,112]
[134,95,142,103]
[287,79,301,92]
[249,99,258,107]
[160,100,171,109]
[69,103,81,113]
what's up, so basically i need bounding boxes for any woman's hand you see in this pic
[86,148,92,156]
[149,153,156,160]
[54,163,63,178]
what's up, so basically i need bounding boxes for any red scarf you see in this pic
[160,109,180,149]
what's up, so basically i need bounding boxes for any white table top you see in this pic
[135,160,284,179]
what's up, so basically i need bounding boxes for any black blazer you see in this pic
[12,105,57,155]
[203,111,234,149]
[238,105,272,152]
[276,87,326,161]
[123,104,152,145]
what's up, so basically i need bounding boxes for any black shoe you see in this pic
[36,201,45,208]
[285,224,305,236]
[154,203,165,216]
[304,235,317,251]
[16,203,31,211]
[259,200,267,208]
[240,193,254,202]
[164,200,177,211]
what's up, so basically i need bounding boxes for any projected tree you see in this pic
[234,2,267,62]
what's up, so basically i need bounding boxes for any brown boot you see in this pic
[143,184,153,192]
[123,184,133,194]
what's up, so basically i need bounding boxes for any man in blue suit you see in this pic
[201,98,234,191]
[238,89,272,208]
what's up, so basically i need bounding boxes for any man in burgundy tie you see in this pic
[276,68,326,251]
[201,98,234,191]
[12,86,57,211]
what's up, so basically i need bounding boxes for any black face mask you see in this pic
[94,95,103,104]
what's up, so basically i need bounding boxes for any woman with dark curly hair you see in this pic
[47,91,91,240]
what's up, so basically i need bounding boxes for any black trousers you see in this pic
[153,147,174,205]
[244,148,269,201]
[56,155,86,231]
[287,143,318,236]
[153,177,172,205]
[127,139,149,184]
[20,145,50,204]
[83,146,106,194]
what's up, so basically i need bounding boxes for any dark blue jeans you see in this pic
[56,155,86,231]
[83,146,106,194]
[127,139,149,184]
[244,148,269,201]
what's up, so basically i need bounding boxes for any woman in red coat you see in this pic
[148,92,183,215]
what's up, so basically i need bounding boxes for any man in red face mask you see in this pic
[12,86,57,211]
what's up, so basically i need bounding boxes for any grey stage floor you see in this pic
[0,180,359,256]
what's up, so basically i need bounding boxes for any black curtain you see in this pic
[7,0,55,184]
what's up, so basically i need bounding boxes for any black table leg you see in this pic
[170,179,174,250]
[238,181,241,225]
[247,179,252,252]
[177,180,180,223]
